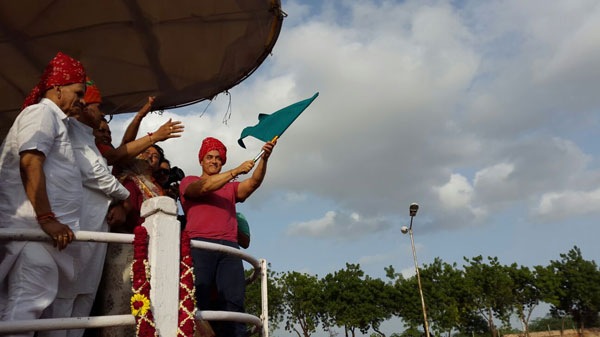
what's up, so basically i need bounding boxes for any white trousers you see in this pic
[38,294,95,337]
[0,242,59,337]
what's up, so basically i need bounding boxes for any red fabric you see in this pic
[123,179,144,229]
[84,77,102,104]
[180,176,239,242]
[198,137,227,165]
[22,52,86,110]
[95,141,113,156]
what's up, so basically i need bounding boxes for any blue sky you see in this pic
[108,0,600,335]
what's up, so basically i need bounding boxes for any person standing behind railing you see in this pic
[0,52,86,336]
[180,137,276,337]
[37,79,131,337]
[90,147,168,337]
[92,97,184,169]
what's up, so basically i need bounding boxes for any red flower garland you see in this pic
[132,226,158,337]
[132,227,198,337]
[178,231,197,336]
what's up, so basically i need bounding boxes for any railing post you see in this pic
[260,258,269,337]
[141,196,180,337]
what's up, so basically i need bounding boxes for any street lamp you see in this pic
[401,203,431,337]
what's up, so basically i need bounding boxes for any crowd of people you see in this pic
[0,52,276,337]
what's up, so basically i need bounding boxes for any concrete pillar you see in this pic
[141,196,180,337]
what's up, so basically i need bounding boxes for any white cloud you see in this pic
[474,163,514,187]
[434,173,487,228]
[285,210,390,240]
[109,0,600,232]
[534,188,600,222]
[437,174,475,210]
[400,266,416,279]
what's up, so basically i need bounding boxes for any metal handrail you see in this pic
[190,240,261,283]
[0,228,134,244]
[0,315,135,334]
[0,229,262,282]
[0,228,268,335]
[197,310,262,326]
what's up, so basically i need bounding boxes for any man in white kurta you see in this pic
[0,52,86,337]
[38,80,130,337]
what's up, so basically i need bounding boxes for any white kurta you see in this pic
[61,119,129,297]
[37,120,131,337]
[0,98,83,327]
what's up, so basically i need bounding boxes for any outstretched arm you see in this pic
[183,160,255,199]
[236,141,276,201]
[102,118,183,166]
[120,96,155,146]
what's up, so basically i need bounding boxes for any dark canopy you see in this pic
[0,0,283,139]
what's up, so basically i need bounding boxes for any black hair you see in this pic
[150,144,165,163]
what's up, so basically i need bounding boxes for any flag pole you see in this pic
[253,136,278,162]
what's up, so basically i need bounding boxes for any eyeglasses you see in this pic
[157,168,169,175]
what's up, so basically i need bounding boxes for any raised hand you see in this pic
[261,139,277,161]
[154,118,184,142]
[235,160,255,175]
[137,96,156,118]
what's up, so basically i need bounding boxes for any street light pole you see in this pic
[405,203,430,337]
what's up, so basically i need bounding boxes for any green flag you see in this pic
[238,92,319,148]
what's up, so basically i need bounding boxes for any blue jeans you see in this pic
[191,238,246,337]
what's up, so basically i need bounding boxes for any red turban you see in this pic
[22,52,86,110]
[84,77,102,104]
[199,137,227,165]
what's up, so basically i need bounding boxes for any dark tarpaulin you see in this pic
[0,0,283,140]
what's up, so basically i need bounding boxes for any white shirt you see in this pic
[0,98,83,282]
[69,118,129,231]
[0,98,82,230]
[61,119,129,295]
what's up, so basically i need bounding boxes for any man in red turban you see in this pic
[22,51,87,112]
[179,137,276,337]
[0,52,86,332]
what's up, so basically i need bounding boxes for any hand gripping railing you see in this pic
[0,196,270,336]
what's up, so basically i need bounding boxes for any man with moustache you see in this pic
[0,52,86,335]
[37,79,130,337]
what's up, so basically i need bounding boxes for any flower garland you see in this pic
[178,231,197,336]
[131,227,198,337]
[131,226,158,337]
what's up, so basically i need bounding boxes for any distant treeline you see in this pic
[244,246,600,337]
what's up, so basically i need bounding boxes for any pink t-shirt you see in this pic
[180,175,240,242]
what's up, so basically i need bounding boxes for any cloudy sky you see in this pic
[109,0,600,335]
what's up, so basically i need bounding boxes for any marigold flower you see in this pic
[131,293,151,317]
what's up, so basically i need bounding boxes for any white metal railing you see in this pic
[0,196,269,336]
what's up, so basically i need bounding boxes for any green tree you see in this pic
[505,264,544,336]
[392,259,483,337]
[528,314,576,332]
[245,266,285,333]
[545,246,600,332]
[322,263,391,337]
[363,276,398,336]
[280,271,323,337]
[394,272,424,331]
[419,258,465,337]
[463,256,514,337]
